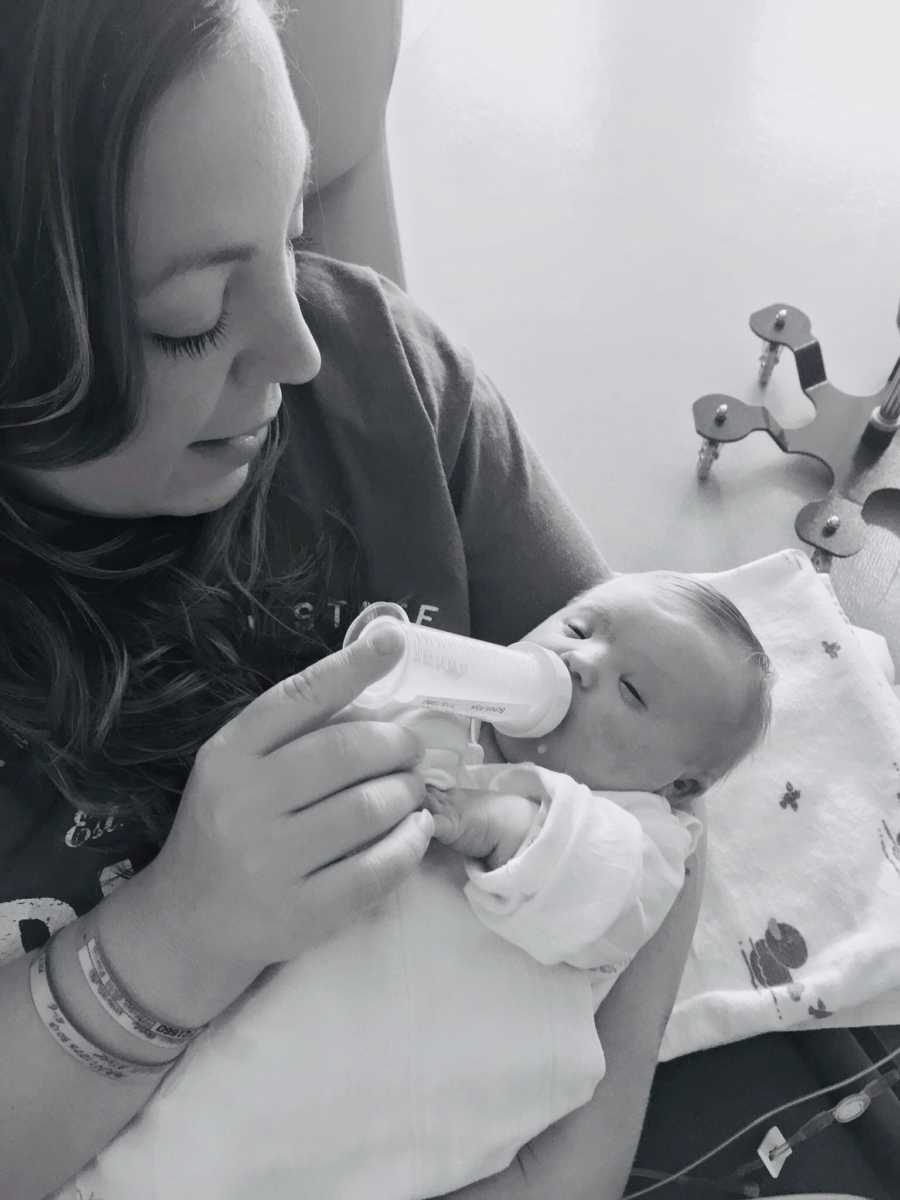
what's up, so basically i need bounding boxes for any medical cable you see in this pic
[622,1041,900,1198]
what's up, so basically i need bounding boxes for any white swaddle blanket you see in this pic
[63,845,604,1200]
[62,761,697,1200]
[660,548,900,1059]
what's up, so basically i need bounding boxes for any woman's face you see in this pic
[12,0,321,518]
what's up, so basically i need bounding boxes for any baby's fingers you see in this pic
[422,786,460,841]
[424,787,496,856]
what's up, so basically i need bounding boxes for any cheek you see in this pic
[535,719,611,778]
[550,710,655,790]
[144,356,226,441]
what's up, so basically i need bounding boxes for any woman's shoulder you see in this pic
[295,250,453,338]
[295,252,476,419]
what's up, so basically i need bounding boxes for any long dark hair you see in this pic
[0,0,344,848]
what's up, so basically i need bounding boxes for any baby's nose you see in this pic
[561,647,601,689]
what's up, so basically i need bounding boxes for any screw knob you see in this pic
[823,515,841,535]
[773,308,788,330]
[714,403,729,424]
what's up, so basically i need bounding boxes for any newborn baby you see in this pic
[424,569,771,866]
[65,572,771,1200]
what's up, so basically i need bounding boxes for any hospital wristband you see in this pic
[77,931,206,1050]
[29,946,175,1081]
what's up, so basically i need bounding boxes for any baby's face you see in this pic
[494,574,752,794]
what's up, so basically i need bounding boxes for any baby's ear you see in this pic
[659,776,703,805]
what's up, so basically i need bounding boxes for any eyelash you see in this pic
[565,621,588,639]
[152,312,230,361]
[151,233,311,360]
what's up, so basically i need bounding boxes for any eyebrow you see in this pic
[571,598,613,637]
[136,154,313,298]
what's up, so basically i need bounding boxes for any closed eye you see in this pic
[150,233,312,360]
[151,312,230,360]
[619,678,645,708]
[565,621,589,639]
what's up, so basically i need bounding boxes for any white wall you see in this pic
[387,0,900,576]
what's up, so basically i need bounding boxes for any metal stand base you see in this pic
[693,303,900,558]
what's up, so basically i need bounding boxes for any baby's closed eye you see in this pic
[619,678,645,708]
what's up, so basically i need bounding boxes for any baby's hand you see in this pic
[424,787,539,870]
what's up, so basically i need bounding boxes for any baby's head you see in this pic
[495,572,772,803]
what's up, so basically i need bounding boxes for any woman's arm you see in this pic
[0,889,243,1200]
[438,798,707,1200]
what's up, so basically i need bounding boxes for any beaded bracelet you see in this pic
[29,946,175,1081]
[77,930,205,1050]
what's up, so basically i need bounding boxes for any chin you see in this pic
[163,470,253,515]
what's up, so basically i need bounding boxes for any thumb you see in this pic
[215,623,406,757]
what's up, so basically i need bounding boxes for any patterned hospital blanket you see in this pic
[661,548,900,1059]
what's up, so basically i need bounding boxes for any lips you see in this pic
[189,424,271,466]
[194,423,266,446]
[193,413,277,446]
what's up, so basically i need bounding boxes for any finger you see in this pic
[272,721,424,814]
[429,812,458,843]
[288,770,426,874]
[303,808,435,931]
[210,624,407,757]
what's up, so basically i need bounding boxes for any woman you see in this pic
[0,2,705,1197]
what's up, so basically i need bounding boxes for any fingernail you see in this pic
[415,809,435,839]
[368,625,405,656]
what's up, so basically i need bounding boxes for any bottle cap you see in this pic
[492,643,572,738]
[343,602,410,649]
[345,607,411,709]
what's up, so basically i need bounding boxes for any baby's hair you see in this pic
[651,572,774,790]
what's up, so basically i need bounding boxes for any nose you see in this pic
[244,262,322,387]
[561,646,604,689]
[275,304,322,386]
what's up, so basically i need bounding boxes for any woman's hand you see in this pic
[106,624,434,1024]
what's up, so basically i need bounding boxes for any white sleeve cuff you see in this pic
[462,766,647,964]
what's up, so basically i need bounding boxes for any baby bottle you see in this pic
[343,602,572,737]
